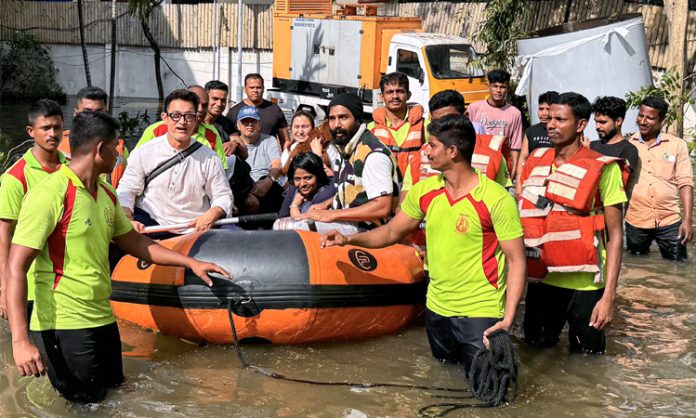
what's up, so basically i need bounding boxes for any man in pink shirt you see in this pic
[466,69,524,180]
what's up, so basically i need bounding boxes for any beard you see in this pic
[331,126,357,147]
[597,127,617,140]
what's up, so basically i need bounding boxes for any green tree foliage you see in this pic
[474,0,528,71]
[0,32,65,101]
[625,67,695,128]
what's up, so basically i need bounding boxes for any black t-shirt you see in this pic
[225,99,288,138]
[211,115,235,142]
[590,139,640,187]
[525,123,551,153]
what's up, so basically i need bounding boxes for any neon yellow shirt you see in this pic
[136,121,228,169]
[0,149,68,301]
[401,170,523,318]
[542,163,627,291]
[13,166,133,331]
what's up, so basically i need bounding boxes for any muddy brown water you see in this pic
[2,223,695,417]
[1,99,695,417]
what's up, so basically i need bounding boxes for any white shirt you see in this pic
[117,134,233,227]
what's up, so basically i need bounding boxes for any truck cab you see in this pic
[386,33,487,111]
[269,0,489,117]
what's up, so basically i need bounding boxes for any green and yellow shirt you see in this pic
[0,148,68,301]
[401,170,522,318]
[13,165,133,331]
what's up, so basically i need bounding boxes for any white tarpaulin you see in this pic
[515,16,652,141]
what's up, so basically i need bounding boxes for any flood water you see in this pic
[1,225,695,417]
[0,99,695,417]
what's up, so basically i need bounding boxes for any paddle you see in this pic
[141,213,279,234]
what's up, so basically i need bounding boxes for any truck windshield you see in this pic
[425,44,484,79]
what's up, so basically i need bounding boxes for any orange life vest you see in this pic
[370,105,425,180]
[60,130,128,188]
[411,134,507,185]
[518,146,627,282]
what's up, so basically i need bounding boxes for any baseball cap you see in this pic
[238,105,261,121]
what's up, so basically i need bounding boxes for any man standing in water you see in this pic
[519,92,626,353]
[625,96,693,260]
[0,100,68,320]
[321,114,526,371]
[5,111,229,403]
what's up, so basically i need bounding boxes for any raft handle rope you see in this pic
[225,298,519,415]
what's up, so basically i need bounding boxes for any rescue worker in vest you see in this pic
[298,93,400,234]
[320,114,526,373]
[368,72,425,179]
[5,111,229,403]
[136,85,229,170]
[0,99,68,320]
[401,89,511,199]
[519,92,626,354]
[59,86,129,188]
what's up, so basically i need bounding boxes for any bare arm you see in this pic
[678,185,693,245]
[590,203,623,330]
[7,244,44,377]
[301,195,393,223]
[269,158,283,181]
[113,230,230,285]
[0,219,16,319]
[482,237,526,347]
[515,135,530,195]
[320,209,422,248]
[278,128,291,150]
[509,150,520,182]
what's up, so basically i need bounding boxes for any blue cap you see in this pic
[238,105,261,121]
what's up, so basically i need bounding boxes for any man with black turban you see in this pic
[298,93,400,233]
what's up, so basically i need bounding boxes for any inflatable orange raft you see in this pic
[111,229,426,344]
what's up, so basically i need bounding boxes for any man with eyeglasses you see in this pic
[117,89,233,237]
[135,85,228,170]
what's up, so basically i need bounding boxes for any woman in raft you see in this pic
[278,152,336,218]
[281,110,339,179]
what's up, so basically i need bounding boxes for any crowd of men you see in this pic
[0,68,693,403]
